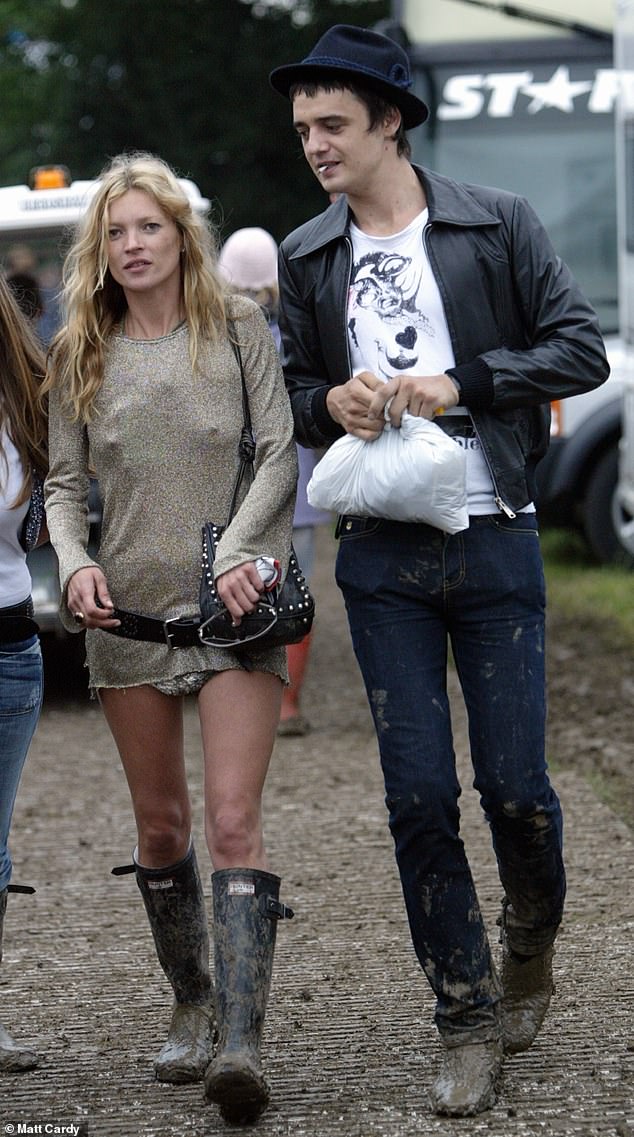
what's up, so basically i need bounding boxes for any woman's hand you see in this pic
[215,562,265,625]
[66,566,120,630]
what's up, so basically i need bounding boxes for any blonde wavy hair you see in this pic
[45,151,227,421]
[0,273,47,506]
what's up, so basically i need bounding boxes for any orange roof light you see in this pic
[29,165,71,191]
[550,399,562,437]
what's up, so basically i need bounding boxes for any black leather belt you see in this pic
[0,597,39,643]
[106,608,206,650]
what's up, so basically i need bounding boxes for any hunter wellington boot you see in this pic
[0,886,38,1071]
[204,868,294,1124]
[134,844,215,1083]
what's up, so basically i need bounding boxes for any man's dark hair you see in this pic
[289,79,412,159]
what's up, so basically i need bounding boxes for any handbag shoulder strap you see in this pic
[235,337,252,435]
[225,329,256,525]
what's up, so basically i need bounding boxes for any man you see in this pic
[269,23,609,1117]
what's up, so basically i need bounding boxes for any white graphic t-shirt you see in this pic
[348,209,499,514]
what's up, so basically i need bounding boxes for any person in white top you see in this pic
[270,23,609,1118]
[0,272,48,1071]
[218,226,330,737]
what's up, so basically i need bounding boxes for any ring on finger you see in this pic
[73,611,85,625]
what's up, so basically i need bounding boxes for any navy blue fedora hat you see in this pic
[269,24,429,130]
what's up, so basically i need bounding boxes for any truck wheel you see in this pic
[583,447,634,567]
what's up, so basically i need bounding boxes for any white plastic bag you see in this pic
[307,412,468,534]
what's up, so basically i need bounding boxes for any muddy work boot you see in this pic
[132,844,215,1083]
[429,1038,503,1117]
[204,868,294,1125]
[501,941,555,1054]
[0,886,38,1072]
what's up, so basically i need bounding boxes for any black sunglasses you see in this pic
[198,601,278,649]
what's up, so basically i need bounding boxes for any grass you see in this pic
[541,527,634,828]
[540,528,634,648]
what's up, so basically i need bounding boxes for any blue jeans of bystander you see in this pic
[335,513,565,1043]
[0,637,43,890]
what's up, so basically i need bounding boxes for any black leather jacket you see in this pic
[278,165,609,514]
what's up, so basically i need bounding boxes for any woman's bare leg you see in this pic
[199,668,288,1122]
[198,669,282,870]
[99,685,190,866]
[99,684,213,1084]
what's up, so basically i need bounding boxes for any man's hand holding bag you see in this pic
[307,412,468,534]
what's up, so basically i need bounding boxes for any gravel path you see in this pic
[2,527,632,1136]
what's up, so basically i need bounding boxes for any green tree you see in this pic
[0,0,389,238]
[0,0,60,182]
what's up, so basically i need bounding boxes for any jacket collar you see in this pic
[289,164,501,260]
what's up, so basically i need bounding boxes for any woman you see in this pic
[0,273,47,1071]
[44,153,297,1124]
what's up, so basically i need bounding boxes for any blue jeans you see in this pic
[0,636,43,890]
[335,513,566,1042]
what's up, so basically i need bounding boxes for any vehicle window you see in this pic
[0,229,68,343]
[410,61,617,334]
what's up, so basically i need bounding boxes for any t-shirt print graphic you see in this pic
[347,251,435,382]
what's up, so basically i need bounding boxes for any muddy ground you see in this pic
[1,525,632,1136]
[545,604,634,827]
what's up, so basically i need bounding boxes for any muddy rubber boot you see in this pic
[0,886,38,1072]
[429,1038,503,1117]
[501,940,555,1054]
[204,868,294,1124]
[134,845,215,1083]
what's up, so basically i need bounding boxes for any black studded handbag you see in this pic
[198,339,315,652]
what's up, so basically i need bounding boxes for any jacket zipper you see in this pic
[469,415,517,518]
[493,494,517,519]
[423,221,516,520]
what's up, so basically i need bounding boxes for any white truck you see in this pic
[0,166,210,634]
[382,0,632,564]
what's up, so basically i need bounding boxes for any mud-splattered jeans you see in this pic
[0,636,42,890]
[335,513,566,1044]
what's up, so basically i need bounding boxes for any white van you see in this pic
[0,165,210,634]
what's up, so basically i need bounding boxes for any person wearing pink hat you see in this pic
[219,227,330,738]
